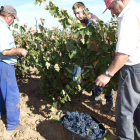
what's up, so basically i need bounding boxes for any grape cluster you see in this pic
[61,111,104,140]
[92,86,103,98]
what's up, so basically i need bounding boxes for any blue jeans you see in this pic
[105,91,113,104]
[115,64,140,140]
[0,62,20,130]
[73,66,81,85]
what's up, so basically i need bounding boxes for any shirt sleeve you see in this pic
[90,13,99,20]
[116,13,140,56]
[0,24,15,53]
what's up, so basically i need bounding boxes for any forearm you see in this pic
[2,48,22,56]
[108,52,129,76]
[95,52,129,87]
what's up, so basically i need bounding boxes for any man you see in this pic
[72,2,99,27]
[0,5,28,131]
[72,2,113,113]
[96,0,140,139]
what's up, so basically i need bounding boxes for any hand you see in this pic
[95,74,111,87]
[20,48,28,58]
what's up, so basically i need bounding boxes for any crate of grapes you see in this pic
[60,111,106,140]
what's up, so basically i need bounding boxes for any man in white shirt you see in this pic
[0,5,28,131]
[96,0,140,139]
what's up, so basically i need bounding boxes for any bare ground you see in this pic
[0,76,118,140]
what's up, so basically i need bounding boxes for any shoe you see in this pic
[14,124,27,131]
[85,96,103,103]
[7,124,28,131]
[93,96,103,102]
[102,103,113,113]
[105,92,113,105]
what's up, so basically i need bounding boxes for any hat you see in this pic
[0,5,19,21]
[103,0,114,14]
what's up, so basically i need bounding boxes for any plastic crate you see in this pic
[60,112,107,140]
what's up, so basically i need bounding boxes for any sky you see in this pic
[0,0,140,29]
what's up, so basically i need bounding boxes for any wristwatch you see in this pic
[105,70,113,78]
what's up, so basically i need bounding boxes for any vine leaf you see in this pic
[54,64,60,72]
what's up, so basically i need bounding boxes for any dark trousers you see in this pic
[115,64,140,140]
[0,62,20,130]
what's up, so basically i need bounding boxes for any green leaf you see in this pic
[53,102,57,108]
[54,64,60,72]
[66,85,71,89]
[49,7,58,16]
[103,132,110,140]
[20,26,26,34]
[14,24,18,29]
[34,0,39,5]
[69,50,77,59]
[45,62,51,69]
[65,67,73,74]
[101,42,108,53]
[64,96,69,102]
[80,30,85,38]
[74,75,81,82]
[85,28,92,36]
[99,29,104,37]
[82,70,89,79]
[87,41,93,50]
[61,90,66,96]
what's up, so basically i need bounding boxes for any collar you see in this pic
[118,0,134,21]
[0,17,10,29]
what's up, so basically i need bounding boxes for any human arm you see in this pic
[0,25,28,58]
[96,12,140,87]
[95,52,129,87]
[2,48,28,58]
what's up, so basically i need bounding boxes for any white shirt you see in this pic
[116,0,140,65]
[0,17,17,65]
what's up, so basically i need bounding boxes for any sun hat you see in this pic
[103,0,114,14]
[0,5,19,21]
